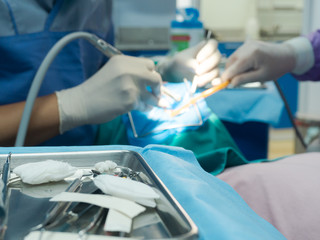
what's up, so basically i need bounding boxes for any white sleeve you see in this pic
[285,36,315,75]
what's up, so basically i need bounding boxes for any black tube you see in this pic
[273,80,307,149]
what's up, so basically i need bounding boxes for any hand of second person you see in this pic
[158,39,221,88]
[221,40,296,86]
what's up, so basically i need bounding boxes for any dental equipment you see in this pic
[77,207,107,239]
[170,80,230,117]
[1,152,11,205]
[161,86,181,102]
[0,152,11,233]
[89,39,178,103]
[54,203,97,232]
[32,177,82,233]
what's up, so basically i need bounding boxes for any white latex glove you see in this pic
[221,40,296,87]
[157,39,221,88]
[56,55,162,133]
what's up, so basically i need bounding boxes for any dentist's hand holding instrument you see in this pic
[56,55,163,134]
[157,39,221,89]
[220,40,298,87]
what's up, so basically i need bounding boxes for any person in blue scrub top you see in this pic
[0,0,220,147]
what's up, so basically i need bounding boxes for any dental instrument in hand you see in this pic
[89,38,176,103]
[170,79,230,117]
[88,39,178,103]
[161,86,181,102]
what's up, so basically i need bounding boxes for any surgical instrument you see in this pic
[170,79,230,117]
[114,166,152,185]
[31,178,82,233]
[89,40,180,103]
[1,152,11,205]
[0,152,11,234]
[161,86,181,102]
[43,167,102,226]
[77,207,107,239]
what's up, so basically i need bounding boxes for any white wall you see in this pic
[200,0,303,41]
[112,0,175,29]
[112,0,176,50]
[200,0,251,41]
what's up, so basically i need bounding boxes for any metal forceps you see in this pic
[77,207,107,240]
[31,178,83,240]
[0,152,12,235]
[1,152,11,205]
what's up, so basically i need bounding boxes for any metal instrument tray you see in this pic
[0,150,198,240]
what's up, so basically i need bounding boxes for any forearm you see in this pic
[0,94,60,146]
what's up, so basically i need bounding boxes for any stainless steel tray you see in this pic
[0,150,198,240]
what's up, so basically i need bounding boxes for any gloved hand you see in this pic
[56,55,162,134]
[221,40,296,87]
[157,39,221,88]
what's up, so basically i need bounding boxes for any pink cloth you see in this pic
[217,152,320,240]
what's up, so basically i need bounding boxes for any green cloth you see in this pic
[95,116,129,145]
[95,113,267,175]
